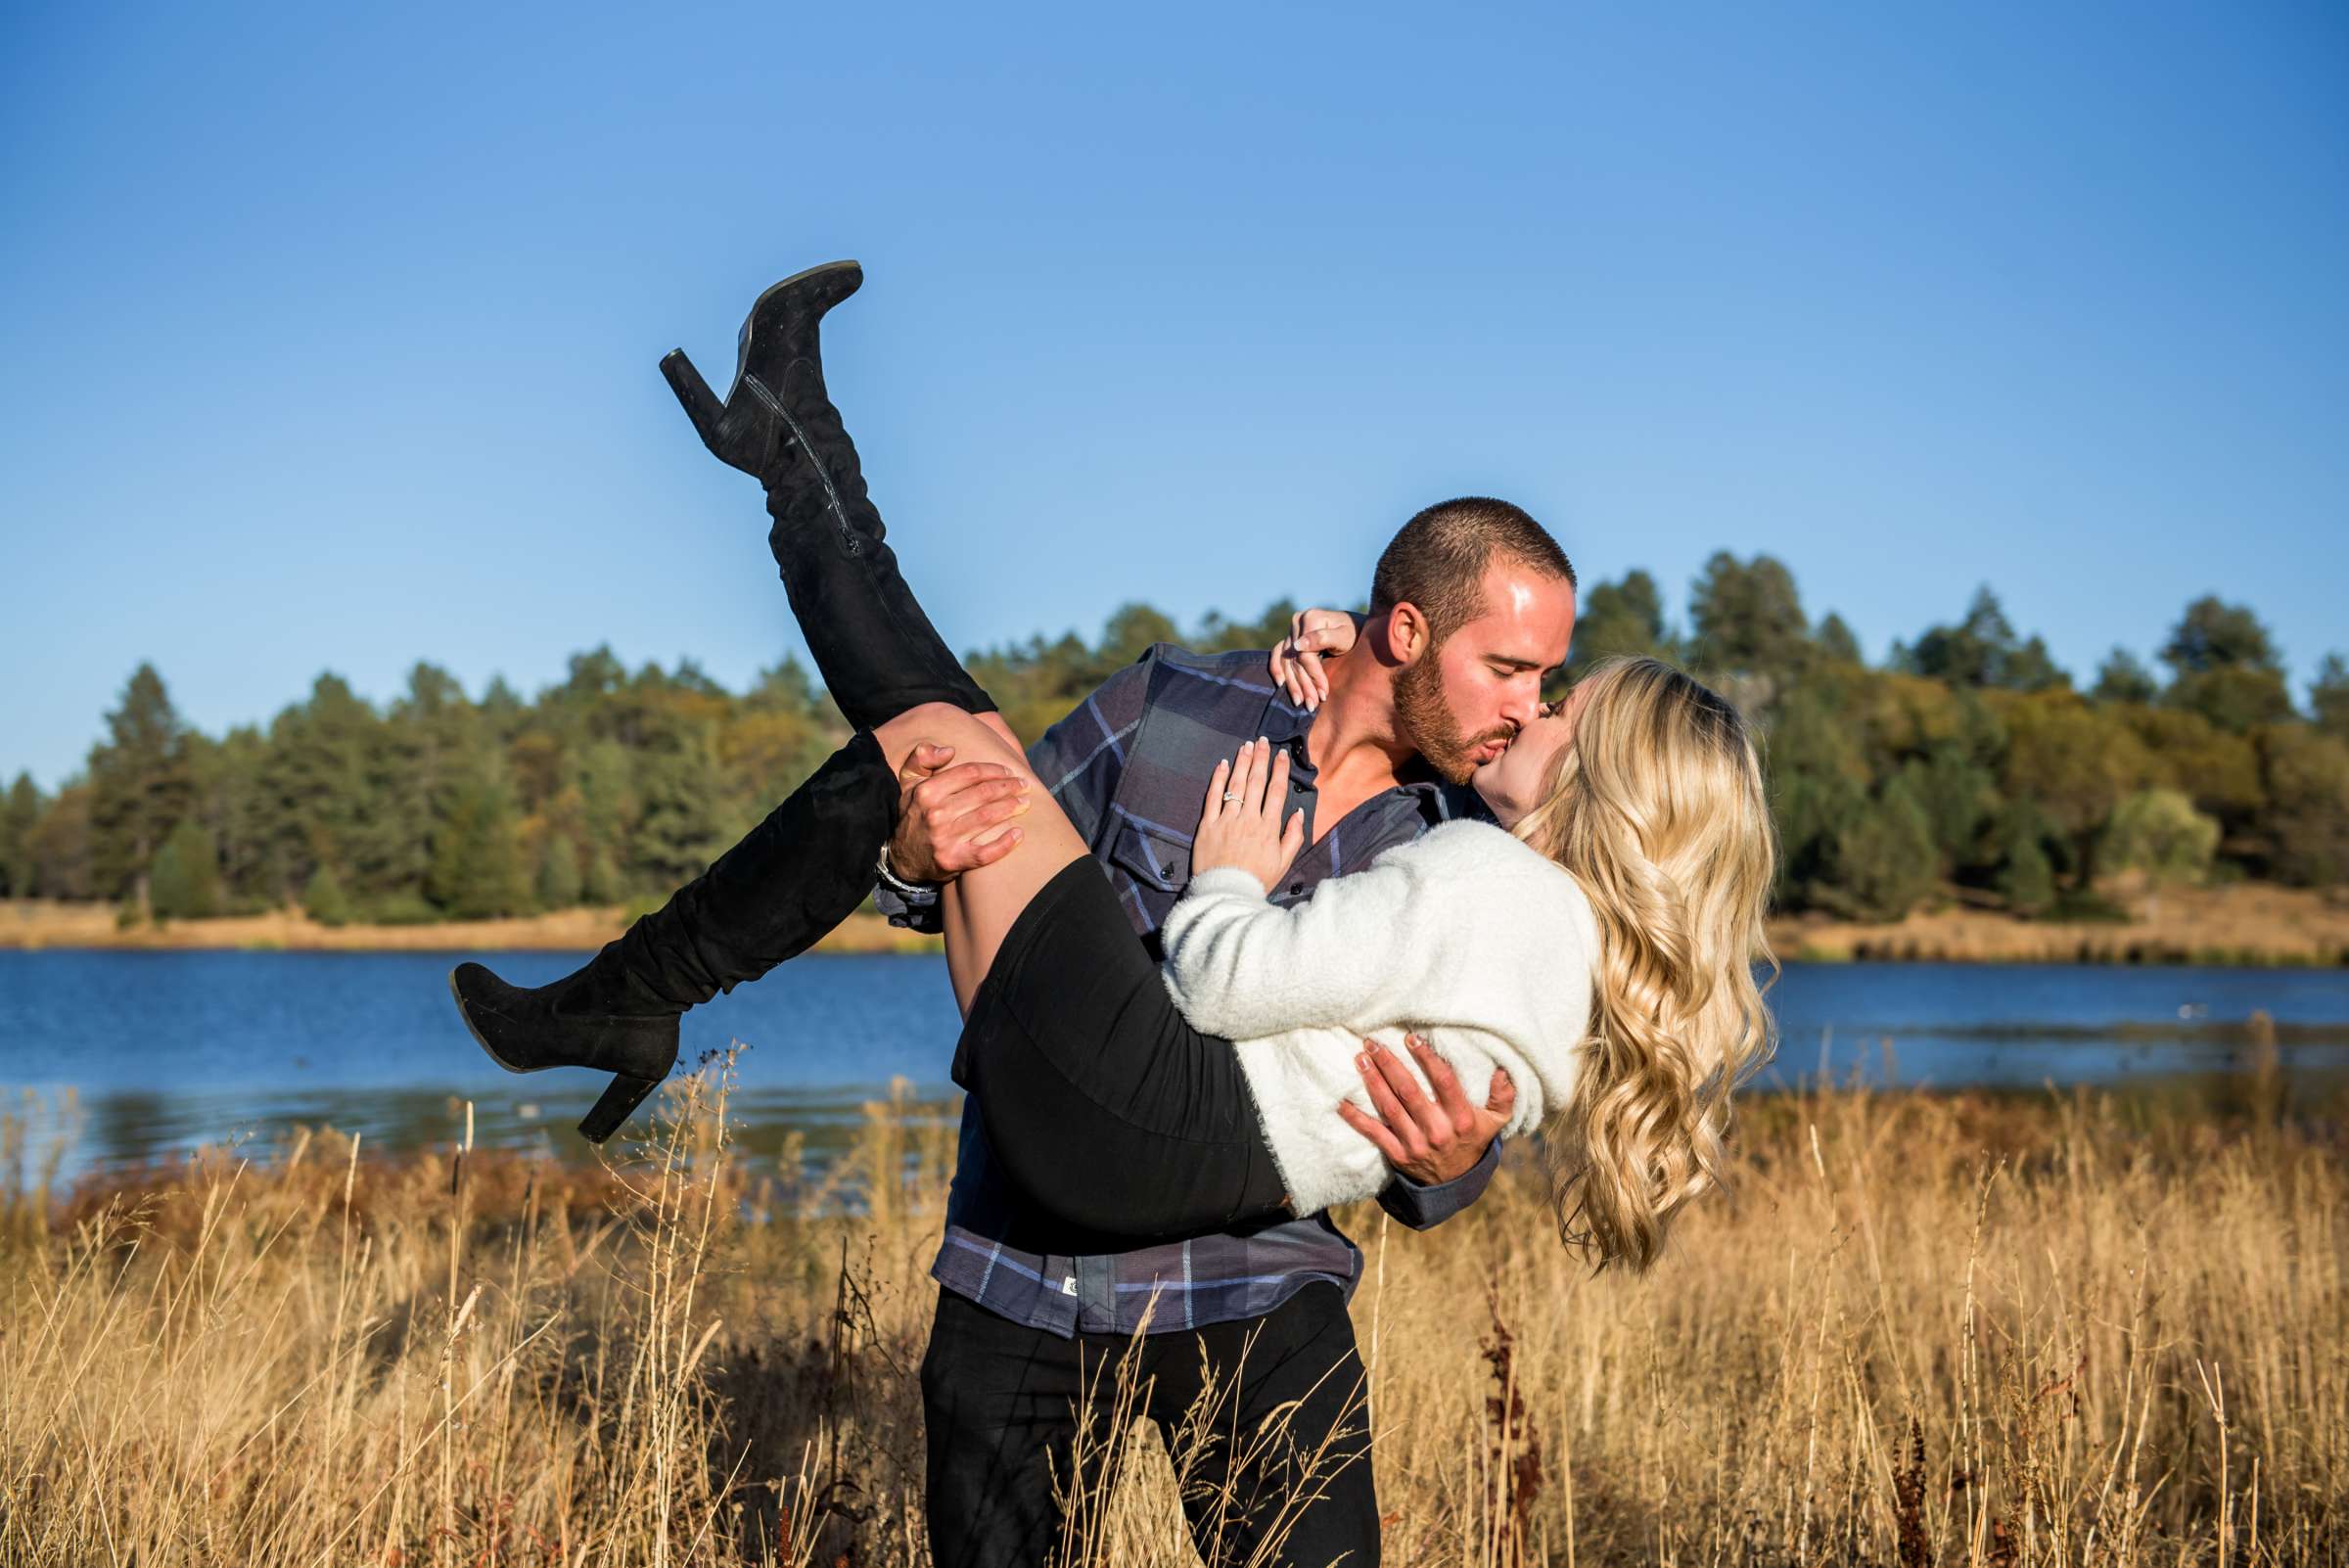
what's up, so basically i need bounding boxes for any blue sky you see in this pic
[3,0,2343,789]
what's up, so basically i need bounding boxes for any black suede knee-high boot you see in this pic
[451,266,998,1144]
[449,732,898,1142]
[659,260,996,731]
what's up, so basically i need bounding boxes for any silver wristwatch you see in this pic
[875,843,940,900]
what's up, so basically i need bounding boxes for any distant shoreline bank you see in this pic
[6,882,2348,966]
[1773,880,2349,967]
[0,900,942,956]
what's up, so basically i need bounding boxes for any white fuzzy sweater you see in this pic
[1160,819,1600,1216]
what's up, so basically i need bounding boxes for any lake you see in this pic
[3,949,2345,1186]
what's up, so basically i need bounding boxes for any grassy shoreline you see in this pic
[8,880,2349,964]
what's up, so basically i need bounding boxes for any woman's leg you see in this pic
[871,707,1292,1237]
[871,705,1089,1015]
[452,269,1023,1144]
[663,260,999,732]
[450,730,898,1141]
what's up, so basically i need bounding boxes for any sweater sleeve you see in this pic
[1160,837,1461,1038]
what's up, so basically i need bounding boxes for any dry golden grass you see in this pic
[1,1065,2341,1566]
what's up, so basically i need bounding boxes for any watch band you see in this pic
[875,843,939,900]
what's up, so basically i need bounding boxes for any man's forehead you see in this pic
[1462,564,1576,656]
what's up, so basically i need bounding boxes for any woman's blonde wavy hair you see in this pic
[1511,656,1778,1270]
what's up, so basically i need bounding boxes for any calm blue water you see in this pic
[2,950,2344,1184]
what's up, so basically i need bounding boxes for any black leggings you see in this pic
[948,856,1292,1237]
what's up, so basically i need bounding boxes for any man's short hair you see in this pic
[1368,497,1577,647]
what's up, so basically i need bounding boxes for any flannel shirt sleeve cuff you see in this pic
[873,883,945,935]
[1376,1136,1500,1230]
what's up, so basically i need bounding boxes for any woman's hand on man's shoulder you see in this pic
[1267,608,1364,712]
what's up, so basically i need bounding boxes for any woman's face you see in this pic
[1473,680,1593,829]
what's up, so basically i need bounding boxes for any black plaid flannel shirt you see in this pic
[885,644,1502,1337]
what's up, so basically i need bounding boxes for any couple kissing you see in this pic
[449,261,1776,1566]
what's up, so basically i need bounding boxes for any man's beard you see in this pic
[1394,653,1512,786]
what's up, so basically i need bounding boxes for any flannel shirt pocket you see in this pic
[1108,820,1192,895]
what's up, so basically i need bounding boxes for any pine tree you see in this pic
[2160,597,2292,733]
[382,662,482,900]
[1766,682,1873,909]
[1899,746,2001,876]
[87,664,193,915]
[1827,777,1939,921]
[261,674,383,905]
[195,728,274,910]
[1686,553,1808,684]
[150,819,224,920]
[628,717,729,892]
[0,773,43,898]
[581,843,623,905]
[2311,653,2349,744]
[1814,613,1864,667]
[1902,587,2067,692]
[427,778,531,919]
[535,831,584,909]
[22,783,94,899]
[2093,648,2159,705]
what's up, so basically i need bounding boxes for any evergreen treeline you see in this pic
[4,566,2346,927]
[0,603,1304,926]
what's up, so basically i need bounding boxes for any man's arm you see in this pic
[873,657,1155,929]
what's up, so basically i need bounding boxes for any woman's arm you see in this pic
[1161,840,1452,1039]
[1175,738,1488,1038]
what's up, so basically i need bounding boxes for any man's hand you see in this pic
[887,743,1030,884]
[1338,1035,1515,1186]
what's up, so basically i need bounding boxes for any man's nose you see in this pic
[1498,684,1541,728]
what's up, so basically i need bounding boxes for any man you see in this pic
[888,496,1578,1566]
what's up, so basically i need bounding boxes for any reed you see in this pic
[1,1067,2340,1566]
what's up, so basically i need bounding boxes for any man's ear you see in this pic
[1385,602,1433,666]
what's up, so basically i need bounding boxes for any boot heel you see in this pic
[579,1072,663,1143]
[660,348,726,446]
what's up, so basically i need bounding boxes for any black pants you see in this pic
[922,1283,1380,1568]
[954,855,1292,1238]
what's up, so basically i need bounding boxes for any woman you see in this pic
[452,263,1775,1268]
